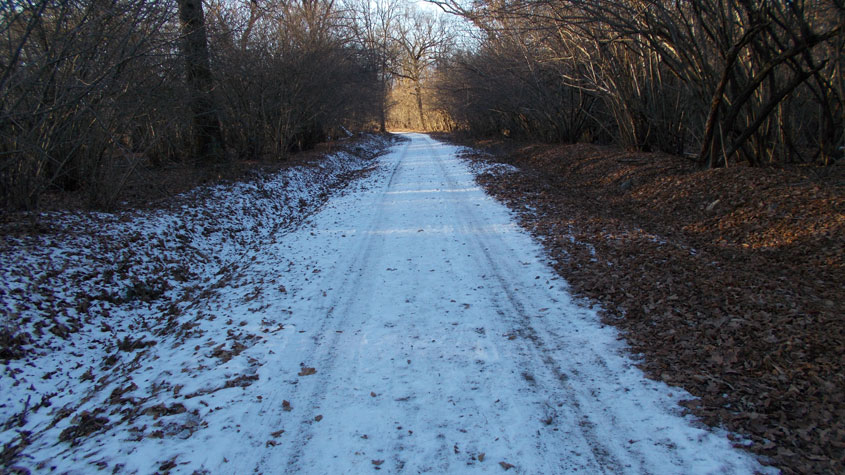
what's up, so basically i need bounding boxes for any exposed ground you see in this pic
[450,136,844,474]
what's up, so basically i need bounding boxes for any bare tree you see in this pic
[431,0,845,167]
[1,0,387,211]
[350,0,402,132]
[0,0,186,209]
[393,8,453,130]
[177,0,226,163]
[204,0,382,157]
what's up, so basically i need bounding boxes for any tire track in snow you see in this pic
[272,140,411,473]
[421,135,621,472]
[283,139,534,473]
[219,141,408,473]
[221,133,764,474]
[414,134,760,474]
[371,147,522,473]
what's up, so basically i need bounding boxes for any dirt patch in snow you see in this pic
[454,138,844,474]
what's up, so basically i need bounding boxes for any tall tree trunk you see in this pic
[379,75,388,132]
[414,81,427,130]
[178,0,225,164]
[698,33,756,168]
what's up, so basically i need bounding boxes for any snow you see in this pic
[0,133,771,473]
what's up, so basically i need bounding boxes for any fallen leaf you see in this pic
[499,461,515,470]
[478,452,485,462]
[298,367,316,376]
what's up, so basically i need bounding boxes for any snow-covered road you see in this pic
[187,133,763,473]
[1,133,767,473]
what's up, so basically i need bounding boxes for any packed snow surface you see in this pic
[1,134,768,473]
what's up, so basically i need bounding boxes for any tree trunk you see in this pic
[379,77,388,132]
[724,63,825,162]
[414,81,427,131]
[698,39,750,167]
[178,0,225,164]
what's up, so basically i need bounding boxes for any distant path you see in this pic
[212,133,762,473]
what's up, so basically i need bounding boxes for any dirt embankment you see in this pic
[458,139,844,474]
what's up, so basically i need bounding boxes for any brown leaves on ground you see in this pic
[223,374,259,389]
[158,457,177,473]
[116,336,156,352]
[298,366,317,376]
[462,140,844,474]
[143,403,187,420]
[211,341,247,363]
[0,432,31,470]
[0,328,31,360]
[58,411,109,446]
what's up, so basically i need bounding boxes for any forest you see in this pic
[1,0,843,211]
[430,0,844,170]
[1,0,410,210]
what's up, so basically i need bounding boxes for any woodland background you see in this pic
[1,0,843,211]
